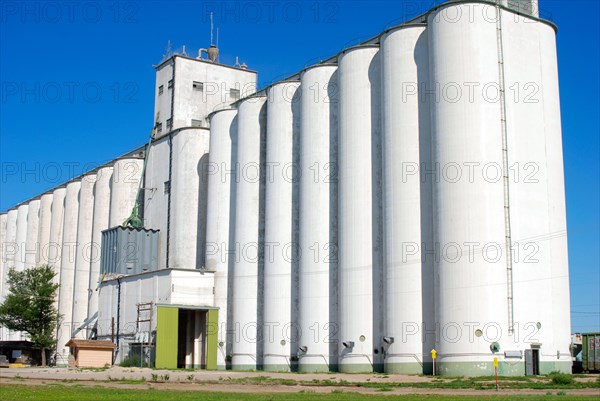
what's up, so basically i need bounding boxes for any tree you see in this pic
[0,265,60,366]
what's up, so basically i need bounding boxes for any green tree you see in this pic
[0,265,60,366]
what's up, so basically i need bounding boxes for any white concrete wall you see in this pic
[24,200,40,269]
[36,193,53,266]
[206,108,238,369]
[154,56,257,136]
[14,204,29,273]
[56,180,81,364]
[72,174,97,337]
[262,82,301,371]
[143,137,170,270]
[0,213,7,340]
[297,64,339,373]
[169,128,210,270]
[231,96,267,370]
[109,158,143,228]
[97,269,215,363]
[337,45,383,373]
[88,167,113,318]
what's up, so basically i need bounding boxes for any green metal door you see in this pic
[155,306,178,369]
[206,309,218,370]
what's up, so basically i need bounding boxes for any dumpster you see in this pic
[582,332,600,372]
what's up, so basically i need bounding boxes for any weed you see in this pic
[547,372,574,386]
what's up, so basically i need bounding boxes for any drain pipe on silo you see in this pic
[165,58,176,269]
[115,277,122,361]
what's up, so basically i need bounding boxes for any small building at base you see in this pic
[65,339,115,368]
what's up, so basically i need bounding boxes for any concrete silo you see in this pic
[88,166,113,318]
[2,210,17,340]
[380,24,434,374]
[262,81,301,371]
[24,200,40,269]
[168,128,210,270]
[15,204,29,273]
[206,108,238,369]
[231,96,267,370]
[499,6,571,373]
[0,213,6,340]
[337,44,383,373]
[297,64,339,373]
[37,193,54,266]
[56,180,81,365]
[47,187,66,285]
[109,158,143,228]
[71,173,96,337]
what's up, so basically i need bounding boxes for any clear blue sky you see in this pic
[1,1,598,333]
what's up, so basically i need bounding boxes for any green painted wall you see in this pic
[155,306,179,369]
[206,309,218,370]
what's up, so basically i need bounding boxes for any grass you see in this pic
[210,374,600,390]
[0,384,594,400]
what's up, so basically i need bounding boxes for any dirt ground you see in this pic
[1,367,599,397]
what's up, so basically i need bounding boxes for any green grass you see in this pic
[209,375,599,390]
[0,384,594,400]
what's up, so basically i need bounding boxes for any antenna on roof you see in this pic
[163,40,173,60]
[210,12,214,46]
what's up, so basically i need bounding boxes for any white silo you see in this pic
[169,128,210,269]
[37,193,54,266]
[0,214,6,294]
[88,166,113,319]
[109,158,143,228]
[263,81,301,371]
[297,64,339,373]
[231,95,267,370]
[56,180,81,365]
[47,187,66,285]
[15,204,29,272]
[380,24,433,374]
[499,8,570,373]
[2,210,17,340]
[71,173,96,337]
[538,21,572,374]
[24,200,40,269]
[429,2,509,376]
[206,108,238,369]
[337,44,383,373]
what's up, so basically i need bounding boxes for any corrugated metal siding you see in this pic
[100,227,159,275]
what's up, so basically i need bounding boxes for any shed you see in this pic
[65,340,115,368]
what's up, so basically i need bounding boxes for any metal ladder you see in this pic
[496,5,515,335]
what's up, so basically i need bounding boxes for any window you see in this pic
[164,181,171,194]
[191,119,203,127]
[168,79,173,89]
[166,118,173,130]
[230,88,240,101]
[156,122,163,134]
[158,85,164,95]
[193,81,204,91]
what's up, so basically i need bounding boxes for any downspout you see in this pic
[115,278,122,359]
[166,57,176,269]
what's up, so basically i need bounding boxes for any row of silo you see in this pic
[205,1,570,375]
[0,157,142,364]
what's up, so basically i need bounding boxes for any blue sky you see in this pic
[1,1,598,333]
